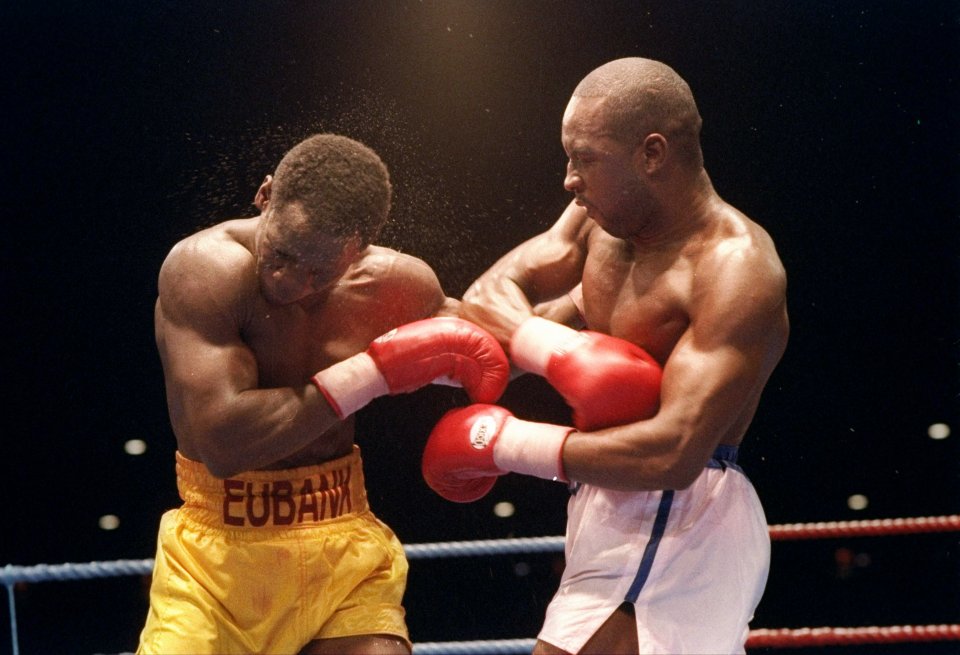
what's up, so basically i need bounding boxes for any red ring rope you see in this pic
[769,515,960,540]
[752,516,960,647]
[747,624,960,647]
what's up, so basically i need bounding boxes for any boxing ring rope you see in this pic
[3,515,958,654]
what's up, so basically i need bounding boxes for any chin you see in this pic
[587,212,613,232]
[596,221,630,240]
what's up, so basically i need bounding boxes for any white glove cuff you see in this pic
[493,416,571,482]
[510,316,581,375]
[311,352,389,418]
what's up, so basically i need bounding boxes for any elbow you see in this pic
[204,458,241,480]
[194,436,248,479]
[461,279,488,308]
[653,437,706,491]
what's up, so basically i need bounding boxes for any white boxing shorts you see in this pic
[538,446,769,654]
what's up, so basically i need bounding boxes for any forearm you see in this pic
[462,211,589,344]
[561,418,710,492]
[560,363,751,491]
[532,286,586,329]
[461,273,537,346]
[184,384,340,478]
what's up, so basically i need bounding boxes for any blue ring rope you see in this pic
[1,536,564,655]
[412,638,537,654]
[0,536,564,586]
[6,527,958,655]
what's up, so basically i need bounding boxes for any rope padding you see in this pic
[413,638,535,654]
[746,624,960,647]
[409,626,960,652]
[767,515,960,540]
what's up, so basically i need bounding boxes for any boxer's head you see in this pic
[254,134,391,305]
[269,133,392,247]
[571,58,702,168]
[562,58,704,239]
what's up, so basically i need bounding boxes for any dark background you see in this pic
[2,1,957,654]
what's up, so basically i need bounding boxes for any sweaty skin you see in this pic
[463,96,788,495]
[155,215,455,478]
[148,136,460,655]
[462,93,787,655]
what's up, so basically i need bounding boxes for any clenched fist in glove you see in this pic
[312,317,509,418]
[510,316,662,431]
[421,404,574,503]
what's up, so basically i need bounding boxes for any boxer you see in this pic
[425,58,788,654]
[138,134,508,655]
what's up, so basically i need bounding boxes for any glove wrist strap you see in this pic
[493,417,572,483]
[510,316,582,375]
[311,352,389,419]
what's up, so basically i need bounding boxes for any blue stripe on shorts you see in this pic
[624,445,740,602]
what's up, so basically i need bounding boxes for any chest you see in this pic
[242,290,394,387]
[581,243,692,364]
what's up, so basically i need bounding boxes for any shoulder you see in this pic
[356,246,441,281]
[691,206,788,341]
[553,201,599,246]
[341,246,447,318]
[699,207,786,300]
[158,218,259,323]
[161,218,257,277]
[347,246,444,295]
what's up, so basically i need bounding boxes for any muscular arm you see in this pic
[155,239,342,478]
[156,238,449,478]
[532,283,586,329]
[461,201,593,345]
[562,241,789,491]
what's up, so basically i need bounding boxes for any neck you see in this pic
[629,169,717,248]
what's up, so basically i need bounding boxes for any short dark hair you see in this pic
[271,134,392,246]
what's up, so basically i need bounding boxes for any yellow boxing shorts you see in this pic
[137,445,409,654]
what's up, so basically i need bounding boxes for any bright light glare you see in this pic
[928,423,951,440]
[493,501,515,518]
[99,514,120,531]
[125,439,147,455]
[847,494,869,511]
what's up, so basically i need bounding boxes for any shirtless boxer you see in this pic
[138,134,508,655]
[421,58,789,654]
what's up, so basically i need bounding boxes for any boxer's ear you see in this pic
[637,133,667,175]
[254,175,273,211]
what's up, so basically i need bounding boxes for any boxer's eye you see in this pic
[262,248,296,272]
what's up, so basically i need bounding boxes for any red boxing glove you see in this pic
[511,317,662,431]
[312,317,509,418]
[422,404,573,503]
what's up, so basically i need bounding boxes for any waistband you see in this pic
[706,445,741,471]
[175,445,369,529]
[569,445,742,495]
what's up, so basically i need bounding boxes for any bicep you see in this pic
[155,277,259,437]
[658,332,757,443]
[657,276,788,460]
